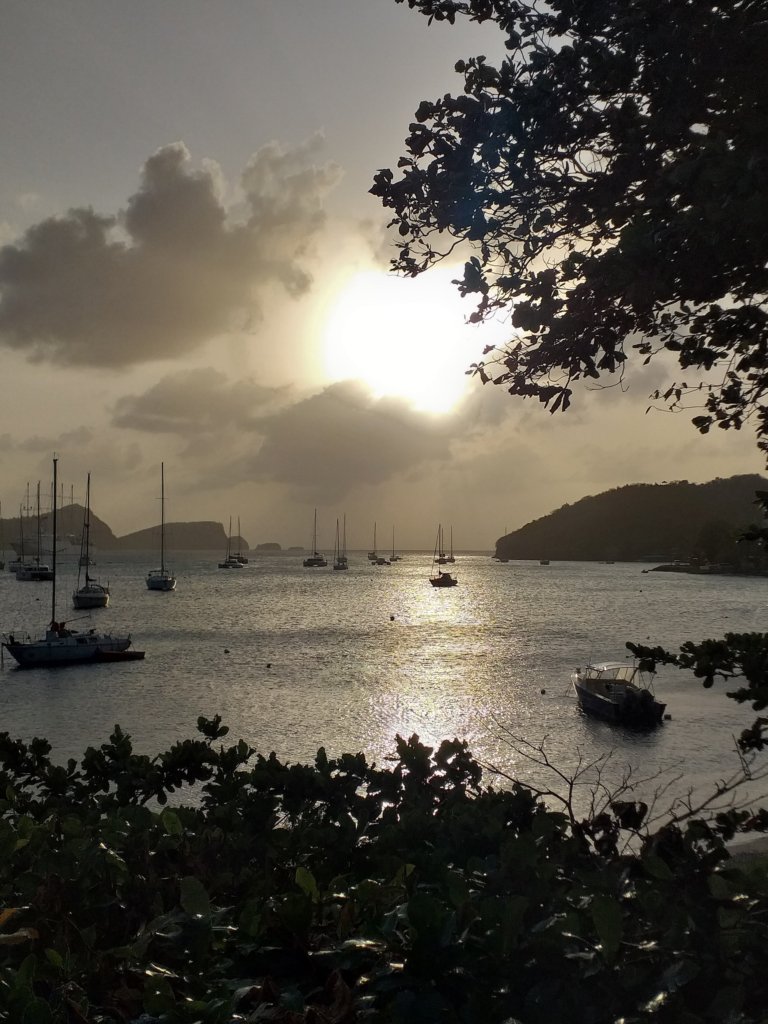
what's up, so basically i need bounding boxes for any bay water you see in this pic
[1,551,765,823]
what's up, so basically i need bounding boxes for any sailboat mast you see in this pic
[160,462,165,572]
[51,456,58,625]
[83,473,91,581]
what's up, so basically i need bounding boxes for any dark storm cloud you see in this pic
[112,368,288,434]
[248,380,456,498]
[0,139,341,367]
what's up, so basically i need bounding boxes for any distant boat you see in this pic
[234,516,249,564]
[539,558,550,565]
[572,661,666,727]
[390,526,402,562]
[333,516,349,571]
[72,473,109,609]
[146,463,177,591]
[303,509,328,567]
[3,456,138,668]
[219,516,244,569]
[16,483,53,581]
[367,521,379,562]
[430,524,457,587]
[446,525,456,563]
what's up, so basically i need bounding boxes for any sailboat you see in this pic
[367,521,381,561]
[219,516,243,568]
[430,524,458,587]
[16,483,53,581]
[72,473,109,609]
[446,525,456,563]
[3,456,140,667]
[368,521,389,565]
[390,526,401,562]
[146,463,177,591]
[333,515,349,570]
[7,503,26,573]
[234,517,249,564]
[303,509,327,567]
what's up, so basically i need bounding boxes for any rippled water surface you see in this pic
[1,551,765,815]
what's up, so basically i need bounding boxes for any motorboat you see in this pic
[572,661,666,727]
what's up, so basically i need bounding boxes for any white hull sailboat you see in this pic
[3,456,140,668]
[303,508,327,567]
[73,473,109,609]
[146,463,176,591]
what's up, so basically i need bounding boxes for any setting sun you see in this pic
[322,266,499,414]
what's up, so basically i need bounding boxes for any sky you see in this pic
[0,0,763,552]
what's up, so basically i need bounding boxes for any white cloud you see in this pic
[0,140,342,367]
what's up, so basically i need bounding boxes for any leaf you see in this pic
[44,948,64,970]
[708,874,734,900]
[296,866,320,902]
[590,895,622,961]
[161,808,183,836]
[179,876,211,919]
[642,854,674,880]
[144,975,176,1015]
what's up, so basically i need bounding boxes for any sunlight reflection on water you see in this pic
[0,551,764,817]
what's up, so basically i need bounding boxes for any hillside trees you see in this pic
[371,0,768,449]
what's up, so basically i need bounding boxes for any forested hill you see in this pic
[495,475,768,562]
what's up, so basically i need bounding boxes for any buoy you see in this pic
[390,615,395,621]
[224,648,230,654]
[541,688,546,694]
[266,662,272,668]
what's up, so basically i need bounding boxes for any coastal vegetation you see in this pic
[2,717,768,1023]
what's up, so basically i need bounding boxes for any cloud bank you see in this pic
[0,138,342,367]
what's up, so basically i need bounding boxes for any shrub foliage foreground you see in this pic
[1,718,767,1023]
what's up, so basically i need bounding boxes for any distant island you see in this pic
[1,506,250,553]
[256,542,281,551]
[495,475,768,569]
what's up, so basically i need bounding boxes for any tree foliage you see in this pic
[371,0,768,450]
[1,718,768,1022]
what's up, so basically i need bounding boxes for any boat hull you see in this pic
[4,630,133,668]
[146,571,176,590]
[430,573,458,587]
[574,679,665,727]
[72,588,110,609]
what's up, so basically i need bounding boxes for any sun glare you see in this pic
[322,267,498,414]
